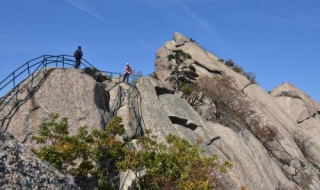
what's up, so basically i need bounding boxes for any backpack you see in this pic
[74,50,80,58]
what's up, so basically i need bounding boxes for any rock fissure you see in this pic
[192,61,226,76]
[242,82,252,92]
[155,86,174,96]
[168,116,198,131]
[297,117,310,124]
[275,91,304,101]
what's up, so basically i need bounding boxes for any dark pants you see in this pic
[74,58,81,69]
[123,73,130,82]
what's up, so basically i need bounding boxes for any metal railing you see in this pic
[0,54,143,121]
[1,55,95,91]
[0,55,97,114]
[128,85,144,137]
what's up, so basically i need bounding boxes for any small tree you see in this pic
[222,58,257,84]
[167,49,198,93]
[194,76,256,122]
[183,88,205,109]
[243,71,257,84]
[192,76,277,143]
[224,59,235,67]
[32,113,129,189]
[130,70,143,84]
[193,76,235,120]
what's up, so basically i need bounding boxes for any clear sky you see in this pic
[1,0,319,102]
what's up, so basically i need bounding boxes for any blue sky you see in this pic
[1,0,319,102]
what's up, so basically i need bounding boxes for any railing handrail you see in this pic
[0,55,73,91]
[0,54,139,97]
[0,55,142,116]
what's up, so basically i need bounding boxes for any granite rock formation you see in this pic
[1,32,320,189]
[0,127,79,189]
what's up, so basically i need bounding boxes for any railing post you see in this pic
[43,55,47,72]
[13,72,15,87]
[27,62,30,75]
[62,55,65,68]
[15,85,19,101]
[30,73,34,88]
[42,55,45,68]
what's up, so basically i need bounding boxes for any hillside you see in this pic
[1,33,320,189]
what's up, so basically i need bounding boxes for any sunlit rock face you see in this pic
[1,32,320,189]
[0,68,108,149]
[153,32,320,189]
[0,128,79,189]
[270,82,320,170]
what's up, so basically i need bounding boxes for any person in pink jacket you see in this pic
[122,63,132,83]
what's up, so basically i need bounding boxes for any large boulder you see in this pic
[270,82,320,169]
[127,77,302,189]
[270,82,319,124]
[0,128,79,189]
[153,32,320,189]
[0,68,109,149]
[155,32,251,90]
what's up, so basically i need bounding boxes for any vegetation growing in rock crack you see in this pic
[182,76,278,144]
[219,59,257,84]
[32,113,232,190]
[167,49,198,94]
[149,71,158,80]
[293,132,313,162]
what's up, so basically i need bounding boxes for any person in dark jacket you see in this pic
[74,46,83,69]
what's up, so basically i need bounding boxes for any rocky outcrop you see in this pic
[1,32,320,189]
[270,82,320,170]
[131,77,302,190]
[0,68,109,149]
[155,32,251,90]
[0,128,79,189]
[270,82,319,124]
[153,33,320,189]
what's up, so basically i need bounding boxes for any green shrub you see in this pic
[150,72,158,80]
[32,114,128,189]
[224,59,235,67]
[117,132,233,190]
[32,113,232,190]
[232,65,243,73]
[180,84,192,95]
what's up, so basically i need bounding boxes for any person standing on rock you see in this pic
[74,46,83,69]
[122,63,132,83]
